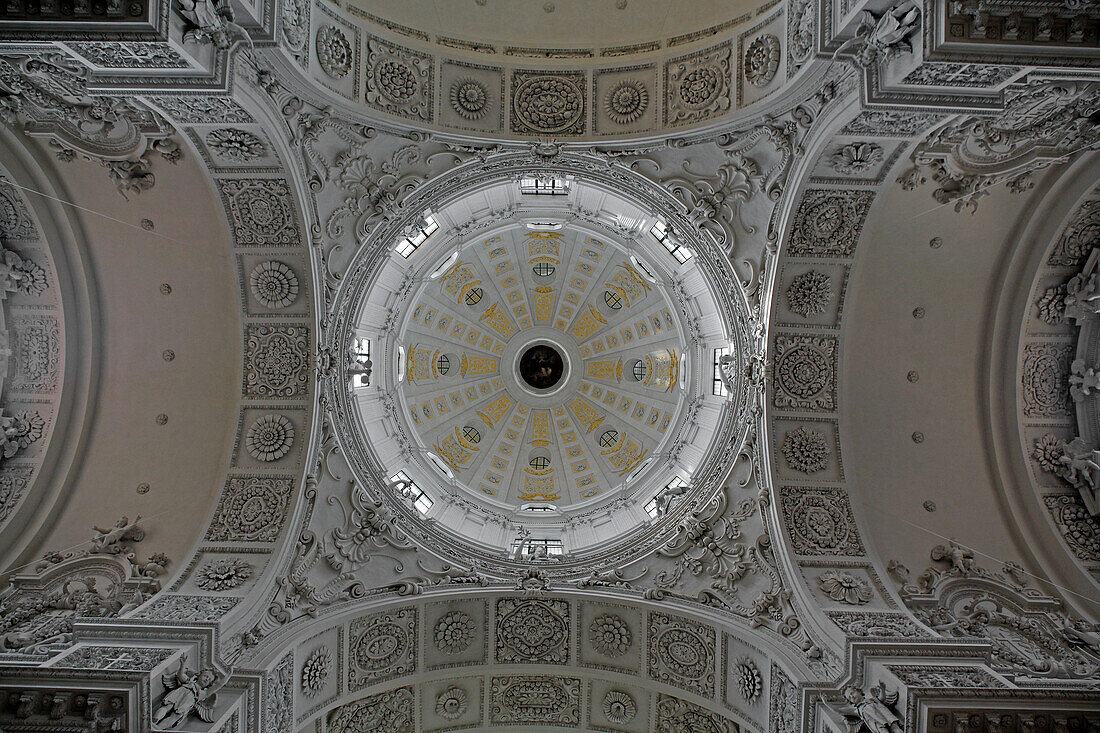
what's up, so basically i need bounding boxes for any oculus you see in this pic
[519,344,565,390]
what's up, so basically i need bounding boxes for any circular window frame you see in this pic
[464,287,484,305]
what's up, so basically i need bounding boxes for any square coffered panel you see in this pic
[594,65,656,135]
[439,61,505,132]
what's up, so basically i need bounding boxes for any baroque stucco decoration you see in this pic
[2,1,1100,730]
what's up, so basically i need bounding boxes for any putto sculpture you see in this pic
[153,658,232,728]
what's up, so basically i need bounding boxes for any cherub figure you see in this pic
[1057,437,1100,491]
[1064,269,1100,324]
[90,516,144,555]
[931,539,975,575]
[836,683,904,733]
[654,481,689,517]
[850,1,920,67]
[153,658,231,728]
[176,0,250,49]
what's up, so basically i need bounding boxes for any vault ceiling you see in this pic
[0,1,1099,732]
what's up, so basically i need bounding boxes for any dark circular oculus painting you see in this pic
[519,344,565,390]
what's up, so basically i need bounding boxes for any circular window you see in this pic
[462,425,481,444]
[604,290,623,309]
[599,430,619,448]
[532,262,555,277]
[464,287,484,305]
[632,360,646,381]
[437,354,450,375]
[529,456,550,470]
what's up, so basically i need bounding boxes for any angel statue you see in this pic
[90,516,144,555]
[835,683,904,733]
[153,658,231,728]
[835,0,920,68]
[176,0,250,49]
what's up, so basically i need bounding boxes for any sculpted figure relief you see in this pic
[154,658,232,728]
[835,683,903,733]
[176,0,250,49]
[838,0,920,68]
[90,516,144,555]
[1058,438,1100,492]
[1064,268,1100,324]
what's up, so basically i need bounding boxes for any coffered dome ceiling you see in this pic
[393,224,688,509]
[3,1,1100,731]
[341,170,741,554]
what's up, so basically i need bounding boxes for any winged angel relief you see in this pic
[153,658,232,728]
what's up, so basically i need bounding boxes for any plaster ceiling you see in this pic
[0,131,242,574]
[394,224,687,510]
[346,0,756,49]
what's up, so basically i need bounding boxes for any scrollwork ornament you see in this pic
[744,35,780,87]
[316,26,353,79]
